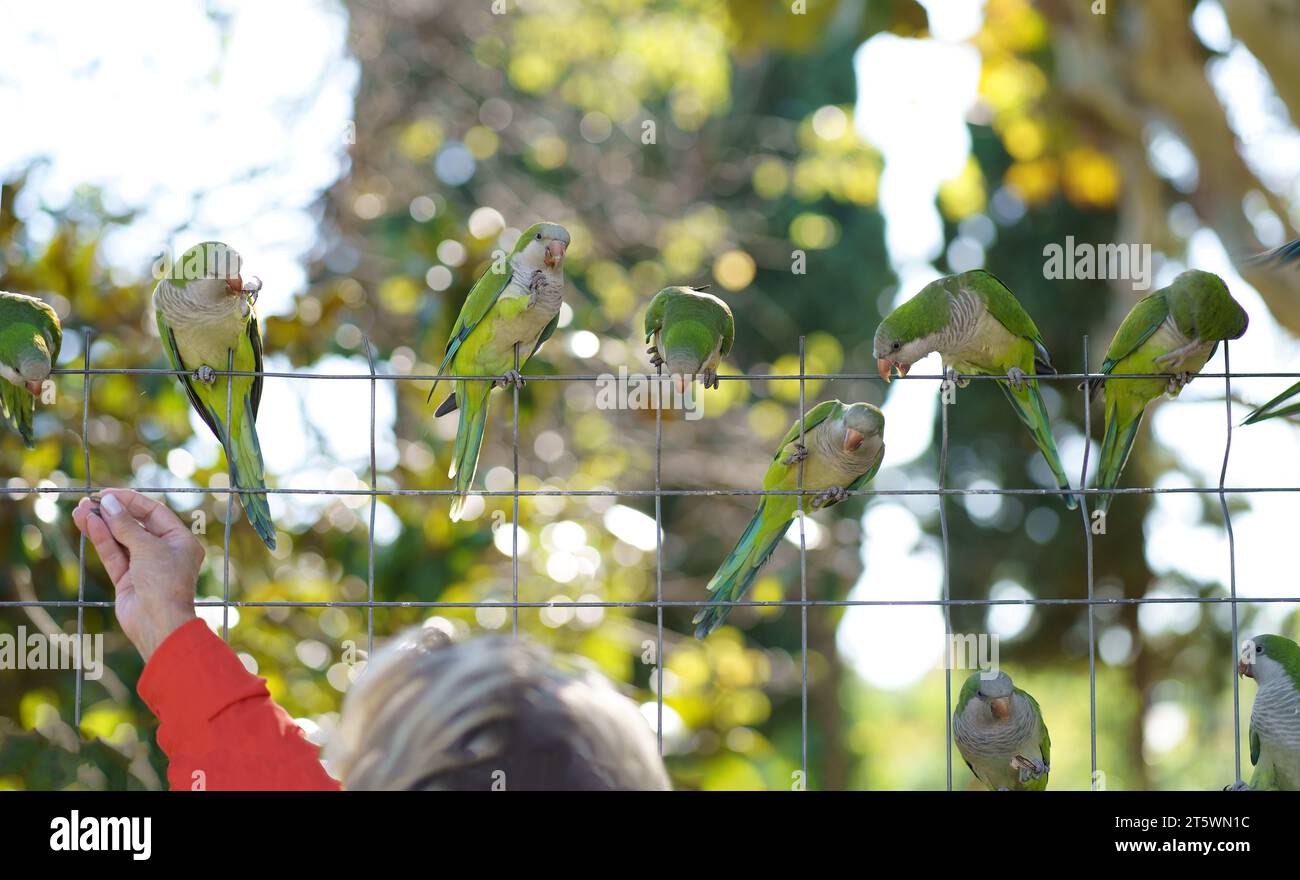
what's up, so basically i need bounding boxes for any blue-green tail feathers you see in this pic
[449,380,492,522]
[996,380,1078,509]
[209,395,276,550]
[1094,397,1143,517]
[693,502,792,638]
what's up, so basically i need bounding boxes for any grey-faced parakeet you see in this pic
[429,222,569,521]
[1090,270,1247,516]
[0,291,62,447]
[873,270,1077,509]
[152,242,275,549]
[953,670,1050,791]
[643,285,734,390]
[1239,633,1300,791]
[693,400,885,638]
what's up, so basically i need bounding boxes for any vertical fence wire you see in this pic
[364,337,377,657]
[1078,337,1099,787]
[220,349,235,642]
[654,353,664,755]
[1220,341,1242,785]
[511,342,520,636]
[938,373,952,791]
[796,336,808,787]
[73,329,92,727]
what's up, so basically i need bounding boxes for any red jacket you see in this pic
[138,618,342,791]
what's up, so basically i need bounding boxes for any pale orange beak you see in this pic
[877,358,909,383]
[226,275,244,296]
[990,696,1011,720]
[25,380,43,395]
[844,428,865,452]
[1238,659,1252,678]
[544,240,567,267]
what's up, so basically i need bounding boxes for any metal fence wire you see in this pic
[4,327,1298,791]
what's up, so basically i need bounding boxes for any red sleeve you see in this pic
[138,618,342,791]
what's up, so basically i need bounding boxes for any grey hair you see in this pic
[326,627,671,791]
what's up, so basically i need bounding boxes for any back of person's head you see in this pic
[327,626,671,790]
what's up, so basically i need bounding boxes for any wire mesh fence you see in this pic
[2,327,1297,790]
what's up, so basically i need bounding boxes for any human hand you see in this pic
[72,489,203,660]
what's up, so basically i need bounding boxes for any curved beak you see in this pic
[1238,659,1252,679]
[25,380,43,396]
[844,428,865,452]
[990,696,1011,720]
[544,240,567,268]
[226,275,244,296]
[877,358,909,383]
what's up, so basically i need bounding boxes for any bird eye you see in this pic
[535,233,542,240]
[1257,645,1265,654]
[892,342,901,351]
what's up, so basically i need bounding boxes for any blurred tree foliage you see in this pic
[1,0,1296,790]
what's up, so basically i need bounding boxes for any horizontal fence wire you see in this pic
[6,331,1300,789]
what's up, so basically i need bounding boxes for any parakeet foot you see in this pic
[1166,372,1192,395]
[647,347,665,369]
[242,275,262,304]
[497,370,526,389]
[782,443,808,465]
[1006,366,1028,392]
[194,365,217,386]
[812,486,848,509]
[1224,780,1252,792]
[702,368,719,389]
[945,367,970,389]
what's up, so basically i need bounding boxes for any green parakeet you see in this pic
[152,242,276,550]
[953,670,1050,791]
[1238,633,1300,791]
[0,291,62,447]
[643,285,734,390]
[430,222,569,521]
[1090,270,1248,516]
[693,400,885,638]
[873,270,1077,509]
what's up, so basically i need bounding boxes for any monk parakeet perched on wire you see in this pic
[693,400,884,638]
[873,270,1077,509]
[953,670,1050,791]
[1089,270,1248,516]
[429,222,569,521]
[152,242,275,550]
[643,285,733,390]
[1238,634,1300,791]
[0,291,61,447]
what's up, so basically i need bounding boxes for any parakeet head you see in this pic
[1239,634,1300,688]
[1166,270,1249,342]
[873,280,951,382]
[0,292,61,394]
[962,670,1016,721]
[513,222,570,271]
[163,241,247,303]
[839,402,885,457]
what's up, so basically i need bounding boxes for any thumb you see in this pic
[97,492,155,553]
